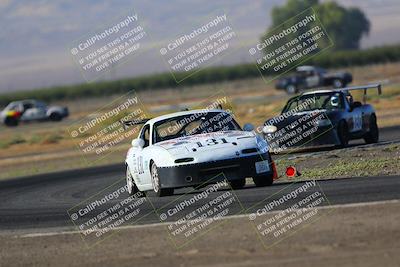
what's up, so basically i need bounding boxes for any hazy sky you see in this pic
[0,0,399,92]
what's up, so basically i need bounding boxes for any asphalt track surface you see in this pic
[0,126,399,231]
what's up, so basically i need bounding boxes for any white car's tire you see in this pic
[151,162,173,197]
[126,166,144,196]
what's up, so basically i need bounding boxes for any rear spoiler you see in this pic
[120,118,150,130]
[334,83,382,103]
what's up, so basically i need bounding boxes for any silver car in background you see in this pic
[0,99,69,126]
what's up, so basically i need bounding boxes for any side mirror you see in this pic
[243,123,255,132]
[131,138,145,148]
[262,125,277,134]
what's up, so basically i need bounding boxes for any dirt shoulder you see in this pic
[274,142,400,181]
[1,201,399,267]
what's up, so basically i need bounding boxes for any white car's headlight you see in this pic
[262,125,277,134]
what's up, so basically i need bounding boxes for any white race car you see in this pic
[124,109,278,197]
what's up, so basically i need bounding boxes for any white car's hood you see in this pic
[154,131,267,164]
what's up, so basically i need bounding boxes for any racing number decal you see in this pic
[137,156,144,174]
[197,138,229,147]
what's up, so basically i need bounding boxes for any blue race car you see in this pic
[264,84,381,150]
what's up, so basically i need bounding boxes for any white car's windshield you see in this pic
[153,112,241,143]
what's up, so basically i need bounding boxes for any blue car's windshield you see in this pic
[282,92,344,114]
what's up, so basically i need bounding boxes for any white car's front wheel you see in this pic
[151,162,173,197]
[126,166,143,196]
